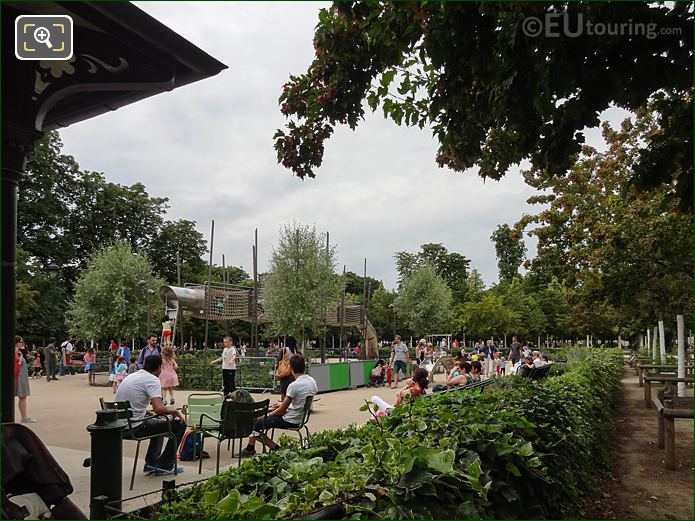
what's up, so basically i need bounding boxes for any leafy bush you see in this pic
[155,349,623,519]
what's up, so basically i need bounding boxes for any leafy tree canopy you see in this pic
[394,263,452,336]
[395,243,469,301]
[490,224,526,284]
[264,223,341,338]
[66,241,165,340]
[275,2,692,209]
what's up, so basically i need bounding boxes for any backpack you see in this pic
[220,389,255,438]
[177,428,203,461]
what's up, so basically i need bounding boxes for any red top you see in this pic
[395,385,425,406]
[15,353,21,379]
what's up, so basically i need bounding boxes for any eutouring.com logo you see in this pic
[522,13,682,40]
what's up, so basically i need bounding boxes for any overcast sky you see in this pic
[59,2,623,290]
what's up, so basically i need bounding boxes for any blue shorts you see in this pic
[393,360,407,375]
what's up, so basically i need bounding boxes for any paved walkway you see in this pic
[14,371,431,515]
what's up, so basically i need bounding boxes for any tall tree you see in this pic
[274,2,692,209]
[150,219,207,283]
[518,107,693,329]
[264,223,340,339]
[456,294,520,340]
[394,264,452,336]
[490,224,526,284]
[395,243,469,300]
[66,241,165,341]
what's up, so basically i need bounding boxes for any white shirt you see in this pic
[533,358,544,368]
[222,346,237,370]
[283,374,318,425]
[115,370,162,426]
[61,341,74,354]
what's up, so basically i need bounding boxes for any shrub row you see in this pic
[155,348,624,519]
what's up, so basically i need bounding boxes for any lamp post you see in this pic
[388,303,396,339]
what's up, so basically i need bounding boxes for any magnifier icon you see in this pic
[33,26,53,49]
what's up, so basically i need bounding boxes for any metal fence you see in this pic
[177,356,276,393]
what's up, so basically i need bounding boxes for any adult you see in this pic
[414,339,427,370]
[210,336,238,396]
[15,336,37,423]
[241,354,317,456]
[516,356,535,377]
[389,336,410,388]
[470,361,483,382]
[371,368,429,413]
[137,335,161,369]
[508,336,521,366]
[115,354,186,475]
[117,342,132,366]
[532,351,544,368]
[276,337,298,400]
[60,336,75,375]
[482,339,498,375]
[45,338,59,381]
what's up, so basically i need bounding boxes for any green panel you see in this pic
[363,361,374,384]
[329,363,350,390]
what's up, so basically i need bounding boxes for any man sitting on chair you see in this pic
[241,354,317,457]
[115,354,187,475]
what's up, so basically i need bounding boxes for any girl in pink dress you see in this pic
[159,346,179,405]
[114,356,128,390]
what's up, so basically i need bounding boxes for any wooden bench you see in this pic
[637,364,694,387]
[652,385,694,470]
[644,373,694,408]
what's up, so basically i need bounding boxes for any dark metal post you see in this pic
[339,265,346,361]
[86,409,127,518]
[361,258,367,361]
[176,250,184,348]
[205,220,215,349]
[1,141,24,423]
[252,228,259,356]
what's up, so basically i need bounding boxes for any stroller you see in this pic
[367,360,387,387]
[2,423,86,520]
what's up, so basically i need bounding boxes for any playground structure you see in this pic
[159,282,379,357]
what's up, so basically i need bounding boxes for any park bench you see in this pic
[518,364,552,380]
[430,378,495,396]
[652,384,694,471]
[643,373,694,408]
[637,363,694,387]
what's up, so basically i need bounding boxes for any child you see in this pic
[161,315,174,349]
[368,360,386,387]
[159,346,179,405]
[114,356,128,390]
[498,355,507,376]
[83,347,97,386]
[32,349,42,378]
[109,354,119,393]
[128,360,138,374]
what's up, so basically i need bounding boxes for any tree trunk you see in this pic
[652,327,658,362]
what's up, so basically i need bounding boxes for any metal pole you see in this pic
[321,232,329,364]
[253,229,259,356]
[222,253,229,336]
[361,258,367,360]
[339,265,346,360]
[176,250,184,348]
[205,220,215,350]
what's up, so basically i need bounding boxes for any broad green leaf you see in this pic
[426,449,455,474]
[216,489,240,515]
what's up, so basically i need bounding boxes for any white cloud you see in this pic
[59,2,621,292]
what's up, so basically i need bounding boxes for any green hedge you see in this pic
[156,349,623,519]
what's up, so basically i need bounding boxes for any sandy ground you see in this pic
[580,368,694,520]
[14,371,432,515]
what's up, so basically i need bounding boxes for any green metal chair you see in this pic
[197,398,270,474]
[99,398,180,490]
[270,395,314,448]
[181,392,224,429]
